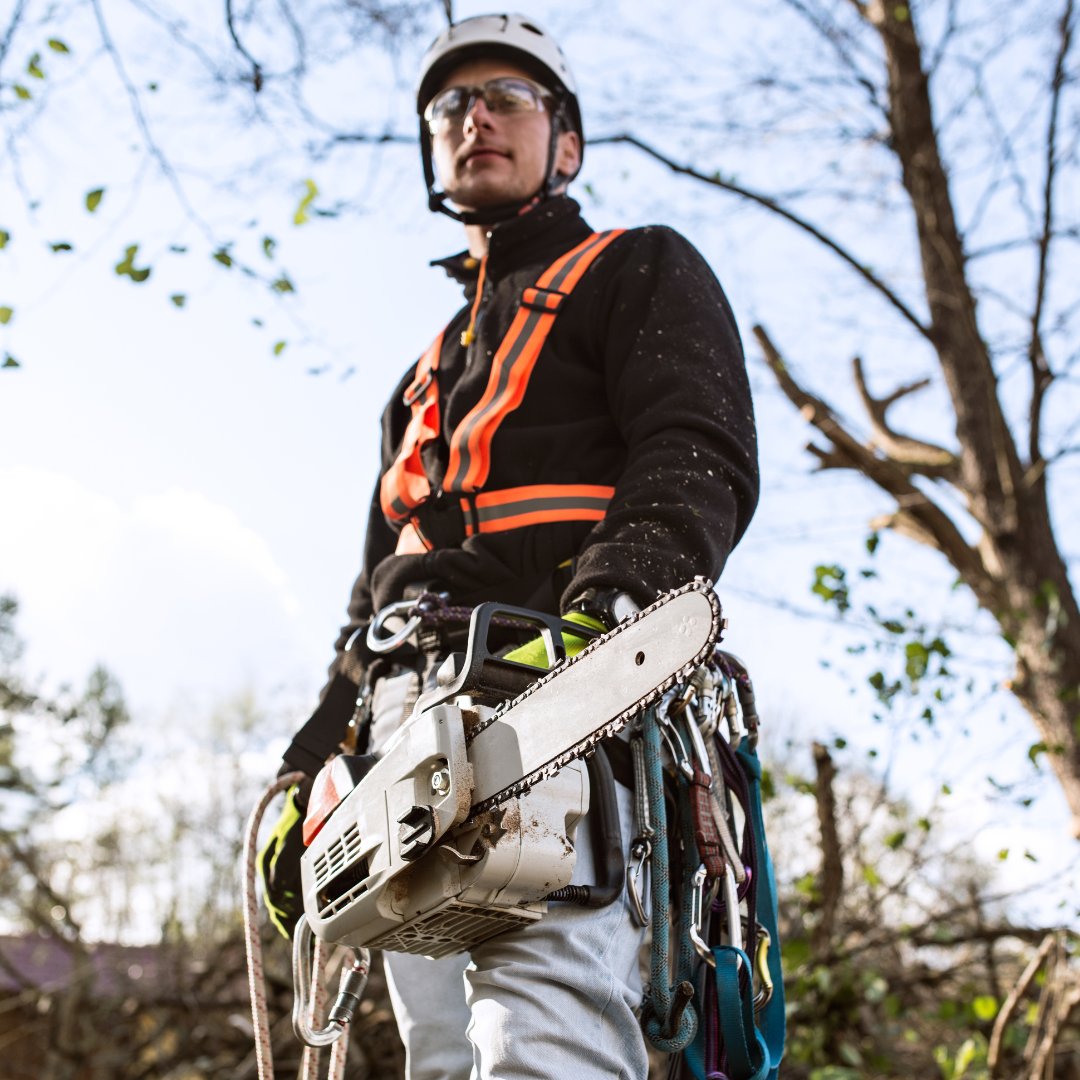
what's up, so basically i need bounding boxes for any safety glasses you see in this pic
[424,76,552,135]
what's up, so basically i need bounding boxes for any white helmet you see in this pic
[415,14,584,222]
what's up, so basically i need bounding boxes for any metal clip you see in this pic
[721,862,743,953]
[366,598,422,654]
[723,690,745,749]
[689,864,717,965]
[292,916,371,1048]
[752,926,774,1012]
[626,837,651,928]
[680,701,713,781]
[656,696,694,780]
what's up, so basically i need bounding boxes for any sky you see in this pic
[1,0,1076,935]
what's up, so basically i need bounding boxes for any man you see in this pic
[266,13,758,1080]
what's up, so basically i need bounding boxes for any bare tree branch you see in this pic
[593,132,932,340]
[755,323,999,604]
[1027,0,1075,470]
[225,0,263,91]
[0,0,27,76]
[852,356,959,477]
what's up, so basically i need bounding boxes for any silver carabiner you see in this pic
[291,915,371,1048]
[689,863,718,965]
[366,598,423,654]
[721,862,743,953]
[656,695,694,780]
[626,837,652,928]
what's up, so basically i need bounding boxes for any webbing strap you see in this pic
[736,743,786,1078]
[444,229,625,493]
[711,946,771,1080]
[381,333,444,523]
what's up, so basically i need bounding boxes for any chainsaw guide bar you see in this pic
[467,579,723,815]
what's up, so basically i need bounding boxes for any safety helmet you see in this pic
[415,14,584,224]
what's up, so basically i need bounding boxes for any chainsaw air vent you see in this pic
[367,899,542,959]
[313,823,371,918]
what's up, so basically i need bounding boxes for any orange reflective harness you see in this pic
[380,229,625,554]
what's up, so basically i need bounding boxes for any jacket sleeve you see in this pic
[322,379,412,691]
[562,226,759,610]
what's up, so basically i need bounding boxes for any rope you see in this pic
[640,707,698,1053]
[242,770,306,1080]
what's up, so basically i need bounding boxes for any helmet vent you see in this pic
[520,23,543,35]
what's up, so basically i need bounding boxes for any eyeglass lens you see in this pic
[427,77,547,132]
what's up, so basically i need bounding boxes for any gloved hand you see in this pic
[258,783,308,939]
[502,610,608,670]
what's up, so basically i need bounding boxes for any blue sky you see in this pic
[1,0,1076,934]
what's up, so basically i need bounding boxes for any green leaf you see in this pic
[49,241,74,252]
[114,244,151,283]
[272,340,286,356]
[262,235,276,258]
[27,53,45,79]
[865,530,880,555]
[212,247,234,267]
[0,306,12,325]
[86,188,105,212]
[972,996,997,1021]
[862,864,882,887]
[47,38,71,54]
[2,353,20,369]
[1028,741,1048,768]
[997,848,1009,861]
[0,228,9,249]
[169,294,186,308]
[14,84,31,100]
[884,830,907,851]
[293,179,319,225]
[270,274,295,295]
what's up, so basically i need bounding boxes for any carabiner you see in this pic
[680,701,713,781]
[626,837,652,928]
[366,598,422,654]
[291,915,371,1048]
[721,862,743,953]
[689,863,718,965]
[656,696,694,780]
[752,926,774,1011]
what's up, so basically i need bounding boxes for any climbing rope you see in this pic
[243,772,364,1080]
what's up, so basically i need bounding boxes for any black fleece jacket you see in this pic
[329,196,758,683]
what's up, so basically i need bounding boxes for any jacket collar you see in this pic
[431,196,593,294]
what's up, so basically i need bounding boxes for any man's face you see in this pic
[429,58,580,213]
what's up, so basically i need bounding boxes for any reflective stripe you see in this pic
[380,230,625,535]
[380,333,443,523]
[463,484,615,536]
[444,229,625,494]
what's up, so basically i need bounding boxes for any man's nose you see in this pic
[462,94,495,135]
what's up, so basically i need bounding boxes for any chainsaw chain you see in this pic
[467,579,722,816]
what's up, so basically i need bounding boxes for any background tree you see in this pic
[593,0,1080,834]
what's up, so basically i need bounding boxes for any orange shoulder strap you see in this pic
[443,229,625,494]
[379,332,443,523]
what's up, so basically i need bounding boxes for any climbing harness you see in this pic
[246,587,784,1078]
[380,229,625,554]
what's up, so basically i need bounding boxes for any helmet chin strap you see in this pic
[420,102,569,228]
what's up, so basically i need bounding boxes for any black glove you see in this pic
[258,783,309,939]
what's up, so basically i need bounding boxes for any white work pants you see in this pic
[370,671,650,1080]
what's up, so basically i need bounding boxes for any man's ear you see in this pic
[554,129,582,183]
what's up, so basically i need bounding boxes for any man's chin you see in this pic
[449,187,530,215]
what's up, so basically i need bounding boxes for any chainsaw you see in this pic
[298,579,722,959]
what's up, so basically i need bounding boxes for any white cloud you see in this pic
[0,466,315,709]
